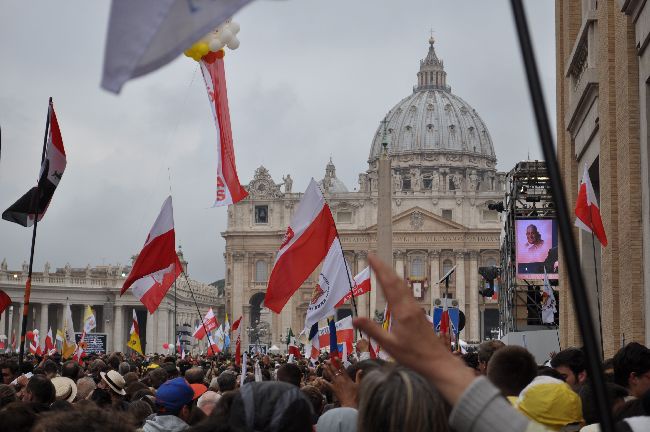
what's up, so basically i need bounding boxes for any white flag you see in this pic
[62,303,77,358]
[101,0,255,93]
[303,237,353,332]
[541,268,557,324]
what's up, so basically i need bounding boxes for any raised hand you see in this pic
[353,254,476,405]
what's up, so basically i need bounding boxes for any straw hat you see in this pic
[52,376,77,403]
[100,370,127,396]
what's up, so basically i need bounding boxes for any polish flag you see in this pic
[231,316,243,366]
[288,336,302,359]
[121,196,183,313]
[575,164,608,247]
[207,328,221,356]
[266,179,338,313]
[200,56,248,207]
[45,327,56,355]
[176,336,181,355]
[192,308,219,340]
[335,266,371,307]
[440,298,450,338]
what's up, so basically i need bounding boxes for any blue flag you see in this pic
[328,319,338,358]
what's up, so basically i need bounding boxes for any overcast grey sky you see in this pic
[0,0,555,283]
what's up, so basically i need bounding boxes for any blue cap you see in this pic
[155,377,194,413]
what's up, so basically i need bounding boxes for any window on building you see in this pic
[255,205,268,224]
[423,176,432,190]
[402,176,412,190]
[255,260,267,282]
[486,257,497,267]
[442,209,453,220]
[337,211,352,224]
[482,209,499,222]
[410,256,425,278]
[442,259,453,277]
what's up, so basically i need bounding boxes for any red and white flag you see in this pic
[192,308,219,340]
[288,336,302,359]
[3,99,67,227]
[121,196,183,313]
[231,315,243,366]
[45,327,56,356]
[335,266,371,307]
[28,330,42,356]
[266,179,338,312]
[176,336,182,355]
[200,57,248,207]
[575,164,608,247]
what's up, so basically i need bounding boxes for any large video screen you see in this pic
[515,219,558,280]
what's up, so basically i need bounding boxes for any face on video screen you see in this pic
[515,219,558,280]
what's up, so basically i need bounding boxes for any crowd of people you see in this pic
[0,256,649,431]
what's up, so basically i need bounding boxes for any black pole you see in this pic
[174,270,177,360]
[181,271,216,356]
[19,98,51,368]
[590,232,605,359]
[508,2,614,432]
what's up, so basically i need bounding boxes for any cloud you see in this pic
[0,0,555,283]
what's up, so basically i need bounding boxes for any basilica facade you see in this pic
[223,38,506,349]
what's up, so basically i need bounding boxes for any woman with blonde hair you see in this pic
[357,365,449,432]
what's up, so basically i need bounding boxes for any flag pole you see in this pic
[19,97,51,368]
[587,205,605,359]
[180,271,216,356]
[168,168,178,360]
[509,2,614,431]
[317,183,360,334]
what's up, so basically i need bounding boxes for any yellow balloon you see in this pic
[195,42,210,57]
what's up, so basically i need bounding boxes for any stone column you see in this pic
[0,306,6,337]
[469,251,479,341]
[156,306,169,354]
[394,250,405,279]
[113,305,123,353]
[168,308,174,348]
[15,303,24,348]
[146,309,156,354]
[7,305,14,343]
[232,252,246,328]
[356,251,369,318]
[454,251,466,339]
[39,304,49,346]
[242,305,251,349]
[103,303,114,353]
[429,250,441,313]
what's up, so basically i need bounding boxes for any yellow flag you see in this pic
[127,309,143,355]
[62,303,77,359]
[83,305,96,333]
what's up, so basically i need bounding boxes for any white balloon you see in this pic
[209,37,224,52]
[220,29,233,44]
[226,36,240,50]
[228,21,240,34]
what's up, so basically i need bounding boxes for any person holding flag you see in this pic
[127,310,143,355]
[44,327,56,356]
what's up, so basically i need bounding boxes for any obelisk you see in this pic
[375,118,392,314]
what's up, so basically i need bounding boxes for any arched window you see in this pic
[410,256,425,278]
[442,259,453,276]
[255,260,267,282]
[486,257,497,267]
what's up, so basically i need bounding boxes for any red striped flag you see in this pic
[265,180,338,312]
[121,196,182,313]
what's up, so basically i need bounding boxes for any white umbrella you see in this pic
[268,345,280,354]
